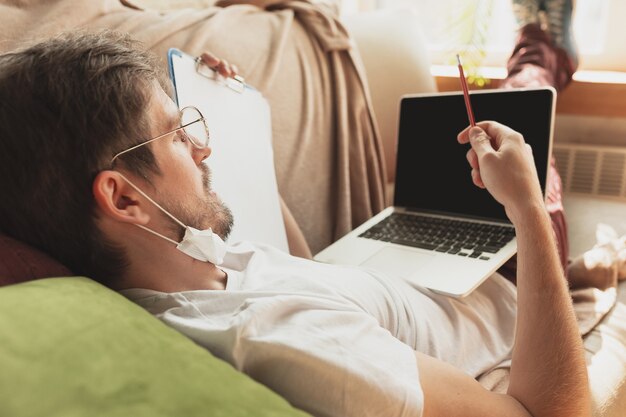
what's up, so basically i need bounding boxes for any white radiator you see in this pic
[553,143,626,201]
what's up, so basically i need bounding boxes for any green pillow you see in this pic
[0,277,311,417]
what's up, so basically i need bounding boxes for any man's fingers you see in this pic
[466,148,479,170]
[458,122,494,143]
[477,120,518,142]
[468,127,494,159]
[199,53,240,78]
[217,61,230,77]
[458,120,518,146]
[200,52,220,67]
[471,169,485,188]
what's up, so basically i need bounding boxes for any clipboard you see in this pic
[167,48,288,252]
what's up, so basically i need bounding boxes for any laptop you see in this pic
[314,87,556,297]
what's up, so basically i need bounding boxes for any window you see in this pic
[341,0,623,72]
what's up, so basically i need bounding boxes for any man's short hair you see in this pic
[0,30,171,286]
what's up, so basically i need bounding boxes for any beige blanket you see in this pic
[478,284,619,388]
[0,0,387,254]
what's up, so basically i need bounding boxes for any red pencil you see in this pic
[456,54,476,127]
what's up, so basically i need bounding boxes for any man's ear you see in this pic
[93,170,151,225]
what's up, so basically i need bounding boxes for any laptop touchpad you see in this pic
[361,247,435,278]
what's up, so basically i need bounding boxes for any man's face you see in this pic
[143,83,233,240]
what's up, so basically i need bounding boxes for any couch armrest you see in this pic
[343,8,437,191]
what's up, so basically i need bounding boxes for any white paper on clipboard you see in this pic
[168,48,288,252]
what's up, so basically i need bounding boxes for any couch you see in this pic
[1,5,625,417]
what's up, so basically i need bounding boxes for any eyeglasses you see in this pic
[110,105,210,165]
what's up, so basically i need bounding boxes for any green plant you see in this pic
[443,0,495,87]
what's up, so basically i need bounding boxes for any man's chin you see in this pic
[212,205,234,241]
[207,189,226,206]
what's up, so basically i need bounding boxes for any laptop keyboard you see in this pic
[359,213,515,260]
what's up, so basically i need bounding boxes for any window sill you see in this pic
[432,65,626,118]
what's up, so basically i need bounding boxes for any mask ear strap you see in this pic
[116,172,187,229]
[134,223,180,245]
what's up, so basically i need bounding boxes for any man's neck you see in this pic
[115,236,228,292]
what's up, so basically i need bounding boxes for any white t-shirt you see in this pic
[122,242,517,417]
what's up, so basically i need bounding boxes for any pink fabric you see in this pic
[498,23,575,275]
[500,23,576,94]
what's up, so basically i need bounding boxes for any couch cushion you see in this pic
[0,233,72,286]
[0,277,311,417]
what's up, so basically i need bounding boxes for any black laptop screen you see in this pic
[394,88,554,223]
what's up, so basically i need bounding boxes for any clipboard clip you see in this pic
[195,57,246,94]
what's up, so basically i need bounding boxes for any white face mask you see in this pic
[176,226,227,265]
[117,173,227,265]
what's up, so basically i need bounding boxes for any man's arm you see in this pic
[507,197,589,416]
[414,122,590,417]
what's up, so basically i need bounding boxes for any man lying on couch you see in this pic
[0,31,593,417]
[0,0,388,256]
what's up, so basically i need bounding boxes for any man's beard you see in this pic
[160,163,234,241]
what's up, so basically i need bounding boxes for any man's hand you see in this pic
[198,52,240,79]
[457,121,544,224]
